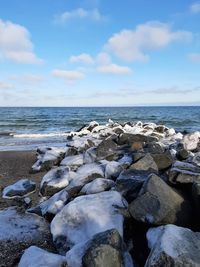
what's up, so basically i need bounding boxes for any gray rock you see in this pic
[0,207,53,267]
[18,246,67,267]
[84,147,97,164]
[96,138,118,160]
[145,224,200,267]
[2,179,36,199]
[182,131,200,151]
[118,133,157,146]
[192,152,200,167]
[151,151,173,171]
[82,229,124,267]
[130,153,158,172]
[129,174,191,225]
[177,148,190,160]
[192,182,200,218]
[60,154,84,170]
[40,167,76,196]
[80,178,115,195]
[145,142,165,154]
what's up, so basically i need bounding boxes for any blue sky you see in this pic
[0,0,200,106]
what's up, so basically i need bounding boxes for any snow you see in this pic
[40,166,76,191]
[83,147,96,164]
[18,246,67,267]
[39,189,69,216]
[2,179,36,199]
[80,178,115,194]
[118,154,133,167]
[60,154,84,169]
[70,163,104,187]
[51,191,127,250]
[102,160,123,179]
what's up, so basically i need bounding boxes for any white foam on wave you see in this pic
[13,132,69,138]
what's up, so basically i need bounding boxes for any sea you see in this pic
[0,106,199,151]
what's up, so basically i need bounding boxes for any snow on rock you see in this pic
[0,207,52,267]
[2,179,36,199]
[32,147,67,172]
[50,191,127,254]
[18,246,67,267]
[182,131,200,151]
[60,154,84,170]
[83,147,97,164]
[118,154,133,167]
[69,163,104,188]
[101,160,123,179]
[40,166,76,196]
[145,224,200,267]
[80,178,115,195]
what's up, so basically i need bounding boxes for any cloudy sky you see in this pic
[0,0,200,106]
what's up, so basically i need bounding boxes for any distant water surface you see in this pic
[0,106,199,151]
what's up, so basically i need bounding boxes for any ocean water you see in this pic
[0,106,199,151]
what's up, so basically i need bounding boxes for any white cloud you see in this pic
[96,52,111,65]
[105,21,192,62]
[0,81,13,89]
[97,64,131,74]
[0,19,43,64]
[190,2,200,13]
[69,53,94,64]
[54,8,105,24]
[188,53,200,62]
[52,69,85,81]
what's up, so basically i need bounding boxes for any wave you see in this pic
[0,132,14,137]
[13,132,69,138]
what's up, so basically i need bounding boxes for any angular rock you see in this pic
[40,167,76,196]
[145,224,200,267]
[96,138,118,160]
[182,131,200,151]
[101,160,123,179]
[118,154,133,168]
[151,151,173,171]
[2,179,36,199]
[118,133,158,145]
[87,121,99,132]
[192,152,200,167]
[129,174,191,225]
[80,178,115,195]
[130,153,158,172]
[60,154,84,170]
[18,246,67,267]
[177,148,190,160]
[145,142,165,154]
[0,207,53,267]
[51,191,126,254]
[83,147,97,164]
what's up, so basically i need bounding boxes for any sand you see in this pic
[0,150,47,209]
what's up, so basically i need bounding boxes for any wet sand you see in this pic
[0,150,46,209]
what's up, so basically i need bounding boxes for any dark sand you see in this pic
[0,150,46,209]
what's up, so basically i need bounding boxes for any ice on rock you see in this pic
[40,166,76,196]
[69,163,104,187]
[118,154,133,167]
[51,191,127,254]
[101,160,123,179]
[18,246,67,267]
[80,178,115,194]
[83,147,97,164]
[60,154,84,170]
[2,179,36,199]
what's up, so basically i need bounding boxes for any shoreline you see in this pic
[0,150,47,209]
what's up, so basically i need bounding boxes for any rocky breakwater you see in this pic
[1,119,200,267]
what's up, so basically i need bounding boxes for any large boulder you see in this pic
[130,153,158,173]
[96,138,118,160]
[80,178,115,195]
[129,174,191,225]
[2,179,36,199]
[40,166,76,196]
[118,133,157,146]
[151,151,173,171]
[182,132,200,151]
[50,191,127,255]
[60,154,84,170]
[145,224,200,267]
[0,207,53,267]
[101,160,123,179]
[18,246,67,267]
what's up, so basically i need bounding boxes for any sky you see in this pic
[0,0,200,106]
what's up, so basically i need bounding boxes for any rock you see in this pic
[154,125,168,133]
[60,154,84,170]
[145,224,200,267]
[129,174,191,225]
[192,182,200,218]
[101,160,123,179]
[28,189,69,218]
[50,191,126,254]
[177,148,190,160]
[116,169,150,202]
[151,151,173,171]
[118,154,133,168]
[87,121,99,132]
[2,179,36,199]
[80,178,115,195]
[18,246,67,267]
[182,131,200,151]
[118,133,157,146]
[166,128,176,136]
[83,147,97,164]
[145,142,165,154]
[40,167,76,196]
[0,207,53,267]
[192,152,200,167]
[130,141,144,152]
[82,229,126,267]
[96,138,118,160]
[32,147,67,172]
[130,153,158,172]
[169,161,200,184]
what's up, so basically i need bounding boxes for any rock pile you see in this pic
[1,120,200,267]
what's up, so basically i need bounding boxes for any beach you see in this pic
[0,151,46,209]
